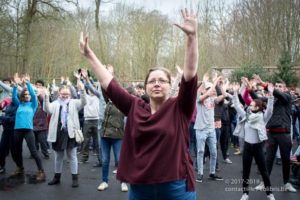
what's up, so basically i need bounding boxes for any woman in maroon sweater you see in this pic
[80,9,199,200]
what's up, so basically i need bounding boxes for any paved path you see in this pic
[0,144,299,200]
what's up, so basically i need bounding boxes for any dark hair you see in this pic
[78,68,91,77]
[35,79,45,86]
[275,79,285,85]
[136,83,144,89]
[144,67,171,87]
[253,99,266,112]
[2,78,11,83]
[20,88,29,103]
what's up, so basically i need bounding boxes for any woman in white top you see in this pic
[44,82,86,187]
[232,83,275,200]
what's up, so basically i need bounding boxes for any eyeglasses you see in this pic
[60,93,70,96]
[147,79,170,85]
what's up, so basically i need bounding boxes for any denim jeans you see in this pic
[196,128,217,175]
[128,180,196,200]
[100,137,122,182]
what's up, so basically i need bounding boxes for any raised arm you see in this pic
[174,9,198,81]
[79,33,113,91]
[0,80,12,93]
[264,84,274,123]
[232,83,246,118]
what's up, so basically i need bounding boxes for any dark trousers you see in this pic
[14,129,43,171]
[243,142,272,195]
[0,128,17,167]
[81,120,100,161]
[34,130,49,157]
[220,124,230,160]
[266,133,292,184]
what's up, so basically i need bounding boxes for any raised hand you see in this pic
[267,83,274,94]
[73,71,81,79]
[174,8,197,36]
[202,72,209,83]
[175,65,183,76]
[13,73,21,84]
[79,32,91,57]
[81,69,88,79]
[23,73,30,82]
[65,76,71,86]
[232,83,240,93]
[253,74,264,84]
[77,80,84,90]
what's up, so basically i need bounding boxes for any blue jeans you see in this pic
[100,137,122,182]
[128,180,196,200]
[196,128,217,175]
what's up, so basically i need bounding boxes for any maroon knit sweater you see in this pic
[106,75,198,191]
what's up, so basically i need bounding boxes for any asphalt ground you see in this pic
[0,140,299,200]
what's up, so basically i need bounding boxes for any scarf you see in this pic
[57,97,70,129]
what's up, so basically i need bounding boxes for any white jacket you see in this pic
[232,94,274,142]
[43,90,87,142]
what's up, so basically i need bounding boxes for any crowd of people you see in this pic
[0,9,300,200]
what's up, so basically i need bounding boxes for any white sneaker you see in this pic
[284,182,297,192]
[121,182,128,192]
[113,169,117,174]
[255,182,265,191]
[224,158,233,164]
[240,193,249,200]
[267,193,275,200]
[97,182,108,191]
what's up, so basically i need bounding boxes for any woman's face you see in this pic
[23,91,31,102]
[145,70,171,102]
[249,101,258,112]
[59,88,71,101]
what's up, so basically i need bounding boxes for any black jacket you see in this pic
[266,90,292,132]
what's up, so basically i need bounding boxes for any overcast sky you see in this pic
[77,0,237,17]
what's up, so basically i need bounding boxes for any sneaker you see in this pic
[36,170,46,182]
[13,168,24,176]
[97,182,108,191]
[240,193,249,200]
[0,166,5,174]
[113,169,117,174]
[78,159,88,164]
[209,174,223,181]
[284,182,297,192]
[224,158,233,164]
[255,182,265,191]
[267,193,275,200]
[121,182,128,192]
[234,149,241,155]
[196,174,203,183]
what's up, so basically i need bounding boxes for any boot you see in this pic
[48,173,61,185]
[71,174,78,188]
[36,170,46,182]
